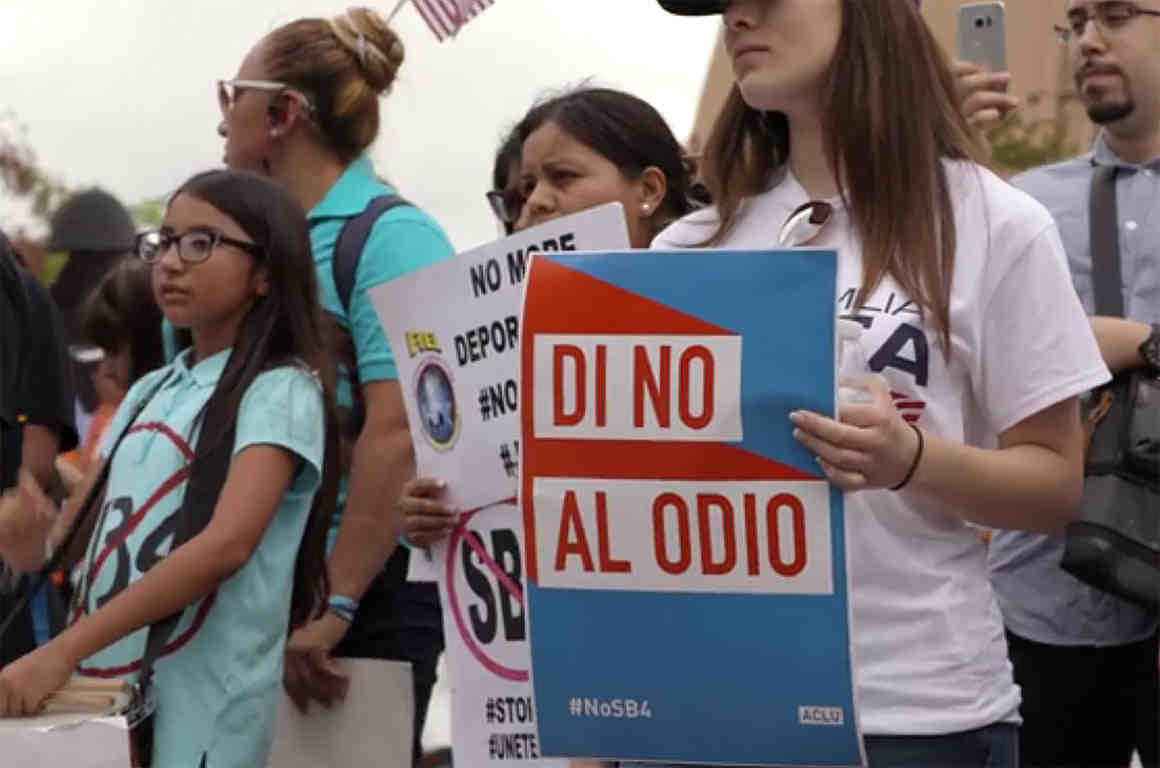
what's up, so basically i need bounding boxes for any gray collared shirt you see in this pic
[988,134,1159,646]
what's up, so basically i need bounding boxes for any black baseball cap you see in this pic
[658,0,921,14]
[657,0,728,15]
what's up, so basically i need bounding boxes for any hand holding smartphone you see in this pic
[957,1,1007,72]
[955,2,1018,129]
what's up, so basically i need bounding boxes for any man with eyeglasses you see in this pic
[987,2,1160,767]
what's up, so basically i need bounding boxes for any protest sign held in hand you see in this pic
[435,503,568,767]
[520,249,863,767]
[372,206,626,765]
[371,203,631,517]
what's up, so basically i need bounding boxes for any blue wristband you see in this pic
[327,594,359,623]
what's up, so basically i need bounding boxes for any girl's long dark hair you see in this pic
[172,170,340,629]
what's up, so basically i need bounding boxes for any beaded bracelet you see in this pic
[890,423,925,492]
[327,594,359,623]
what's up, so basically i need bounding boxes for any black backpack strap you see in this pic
[325,195,411,447]
[0,369,174,648]
[1089,164,1124,318]
[331,195,412,316]
[135,381,238,698]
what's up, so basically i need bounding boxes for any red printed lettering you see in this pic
[596,492,631,573]
[555,490,594,572]
[633,345,671,429]
[652,493,691,575]
[553,345,586,426]
[679,346,715,429]
[697,494,736,575]
[768,494,807,577]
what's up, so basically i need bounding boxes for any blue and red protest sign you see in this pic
[519,250,862,766]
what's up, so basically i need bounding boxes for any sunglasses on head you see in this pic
[216,79,316,119]
[778,201,833,248]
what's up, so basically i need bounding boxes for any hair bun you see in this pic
[329,7,405,95]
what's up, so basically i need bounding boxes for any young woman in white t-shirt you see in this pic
[653,1,1109,765]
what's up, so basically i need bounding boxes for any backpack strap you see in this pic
[134,390,237,717]
[325,195,411,449]
[331,194,412,316]
[0,369,174,647]
[1089,164,1124,318]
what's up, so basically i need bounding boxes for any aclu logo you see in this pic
[798,706,845,726]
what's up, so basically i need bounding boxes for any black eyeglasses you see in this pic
[486,188,526,229]
[137,228,263,265]
[1055,1,1160,43]
[778,201,834,248]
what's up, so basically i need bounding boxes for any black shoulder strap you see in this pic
[137,380,238,694]
[331,195,411,316]
[0,369,173,647]
[1089,164,1124,318]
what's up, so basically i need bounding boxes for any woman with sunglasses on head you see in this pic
[649,1,1111,766]
[0,169,339,767]
[216,8,453,761]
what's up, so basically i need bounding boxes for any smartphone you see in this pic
[957,1,1007,72]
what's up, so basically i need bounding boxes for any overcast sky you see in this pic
[0,0,719,248]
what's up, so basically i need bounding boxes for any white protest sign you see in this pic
[0,718,131,768]
[269,659,413,768]
[436,503,567,767]
[370,203,630,519]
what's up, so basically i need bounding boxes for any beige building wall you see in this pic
[687,2,1096,160]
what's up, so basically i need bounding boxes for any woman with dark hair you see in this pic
[512,87,697,248]
[0,169,340,767]
[399,88,701,548]
[217,8,453,759]
[651,1,1110,765]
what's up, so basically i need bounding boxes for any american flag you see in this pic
[412,0,496,42]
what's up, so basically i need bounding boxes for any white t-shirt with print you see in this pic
[652,161,1110,736]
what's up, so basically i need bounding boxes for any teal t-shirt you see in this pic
[308,157,454,535]
[80,349,325,767]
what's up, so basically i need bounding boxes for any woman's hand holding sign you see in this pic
[398,477,458,548]
[790,375,923,492]
[0,640,75,717]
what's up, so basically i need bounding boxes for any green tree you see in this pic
[0,111,70,223]
[986,90,1081,175]
[129,197,166,229]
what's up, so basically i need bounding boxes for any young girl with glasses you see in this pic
[649,1,1111,766]
[0,169,340,767]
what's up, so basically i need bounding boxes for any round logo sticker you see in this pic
[414,357,460,451]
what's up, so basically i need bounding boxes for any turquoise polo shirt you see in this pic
[84,349,325,767]
[309,156,454,385]
[308,157,454,534]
